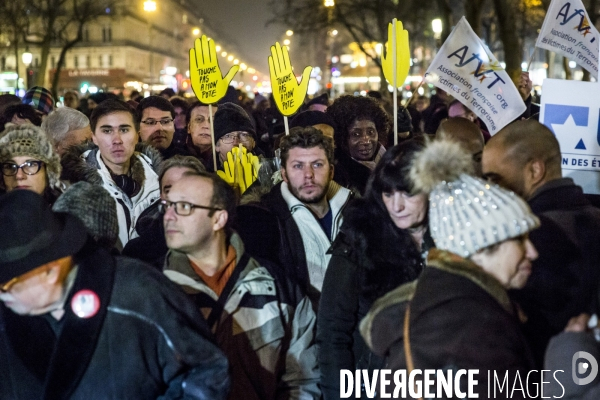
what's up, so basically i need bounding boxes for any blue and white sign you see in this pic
[540,78,600,194]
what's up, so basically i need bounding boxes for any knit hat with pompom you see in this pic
[410,139,539,257]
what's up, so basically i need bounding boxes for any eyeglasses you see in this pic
[220,132,253,144]
[1,160,44,176]
[141,118,174,127]
[158,199,222,216]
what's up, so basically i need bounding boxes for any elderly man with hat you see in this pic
[0,190,230,399]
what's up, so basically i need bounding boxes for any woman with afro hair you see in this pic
[326,95,390,194]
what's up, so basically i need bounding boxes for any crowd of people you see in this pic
[1,73,599,399]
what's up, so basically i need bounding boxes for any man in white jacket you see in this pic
[61,99,161,250]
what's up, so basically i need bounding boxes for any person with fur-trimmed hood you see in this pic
[61,99,161,250]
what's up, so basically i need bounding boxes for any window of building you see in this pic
[102,26,112,42]
[109,55,113,67]
[84,28,89,42]
[86,55,91,68]
[51,56,55,68]
[34,58,39,67]
[74,56,78,68]
[99,55,103,67]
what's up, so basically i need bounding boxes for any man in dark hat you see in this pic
[0,190,230,399]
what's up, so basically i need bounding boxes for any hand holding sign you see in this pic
[190,35,239,104]
[382,19,410,87]
[268,42,312,117]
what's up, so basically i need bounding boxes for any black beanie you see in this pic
[290,110,336,132]
[213,102,256,143]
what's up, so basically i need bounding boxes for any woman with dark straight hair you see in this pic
[317,138,434,399]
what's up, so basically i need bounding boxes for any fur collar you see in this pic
[61,141,162,186]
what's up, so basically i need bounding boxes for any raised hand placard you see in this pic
[189,35,239,170]
[268,42,312,134]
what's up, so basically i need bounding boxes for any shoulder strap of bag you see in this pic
[404,304,424,400]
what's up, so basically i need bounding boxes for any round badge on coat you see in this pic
[71,290,100,318]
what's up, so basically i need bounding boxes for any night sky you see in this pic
[199,0,284,77]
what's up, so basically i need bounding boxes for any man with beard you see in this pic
[258,127,353,309]
[137,96,188,159]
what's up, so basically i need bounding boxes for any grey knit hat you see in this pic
[0,123,62,190]
[52,181,119,248]
[410,139,540,257]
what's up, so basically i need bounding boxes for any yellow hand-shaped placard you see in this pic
[190,35,239,104]
[268,42,312,117]
[382,19,410,87]
[216,146,259,194]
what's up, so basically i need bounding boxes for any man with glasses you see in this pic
[61,99,161,249]
[162,172,320,400]
[0,189,230,399]
[137,96,189,160]
[213,102,261,170]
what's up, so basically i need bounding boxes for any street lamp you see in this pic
[283,39,291,46]
[143,0,157,12]
[192,27,200,36]
[324,0,334,6]
[432,19,443,39]
[286,30,294,36]
[22,51,33,90]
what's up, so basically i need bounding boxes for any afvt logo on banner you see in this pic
[540,79,600,195]
[425,17,525,135]
[536,0,600,78]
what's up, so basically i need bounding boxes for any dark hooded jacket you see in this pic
[0,242,230,399]
[361,249,535,399]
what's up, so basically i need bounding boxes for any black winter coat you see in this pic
[0,243,230,399]
[317,201,433,399]
[511,178,600,366]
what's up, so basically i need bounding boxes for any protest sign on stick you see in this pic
[535,0,599,79]
[382,19,410,145]
[540,78,600,194]
[189,35,239,171]
[425,16,525,135]
[268,42,313,135]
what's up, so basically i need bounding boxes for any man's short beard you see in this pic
[289,184,328,204]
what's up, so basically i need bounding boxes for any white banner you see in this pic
[540,78,600,194]
[425,17,526,135]
[535,0,599,79]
